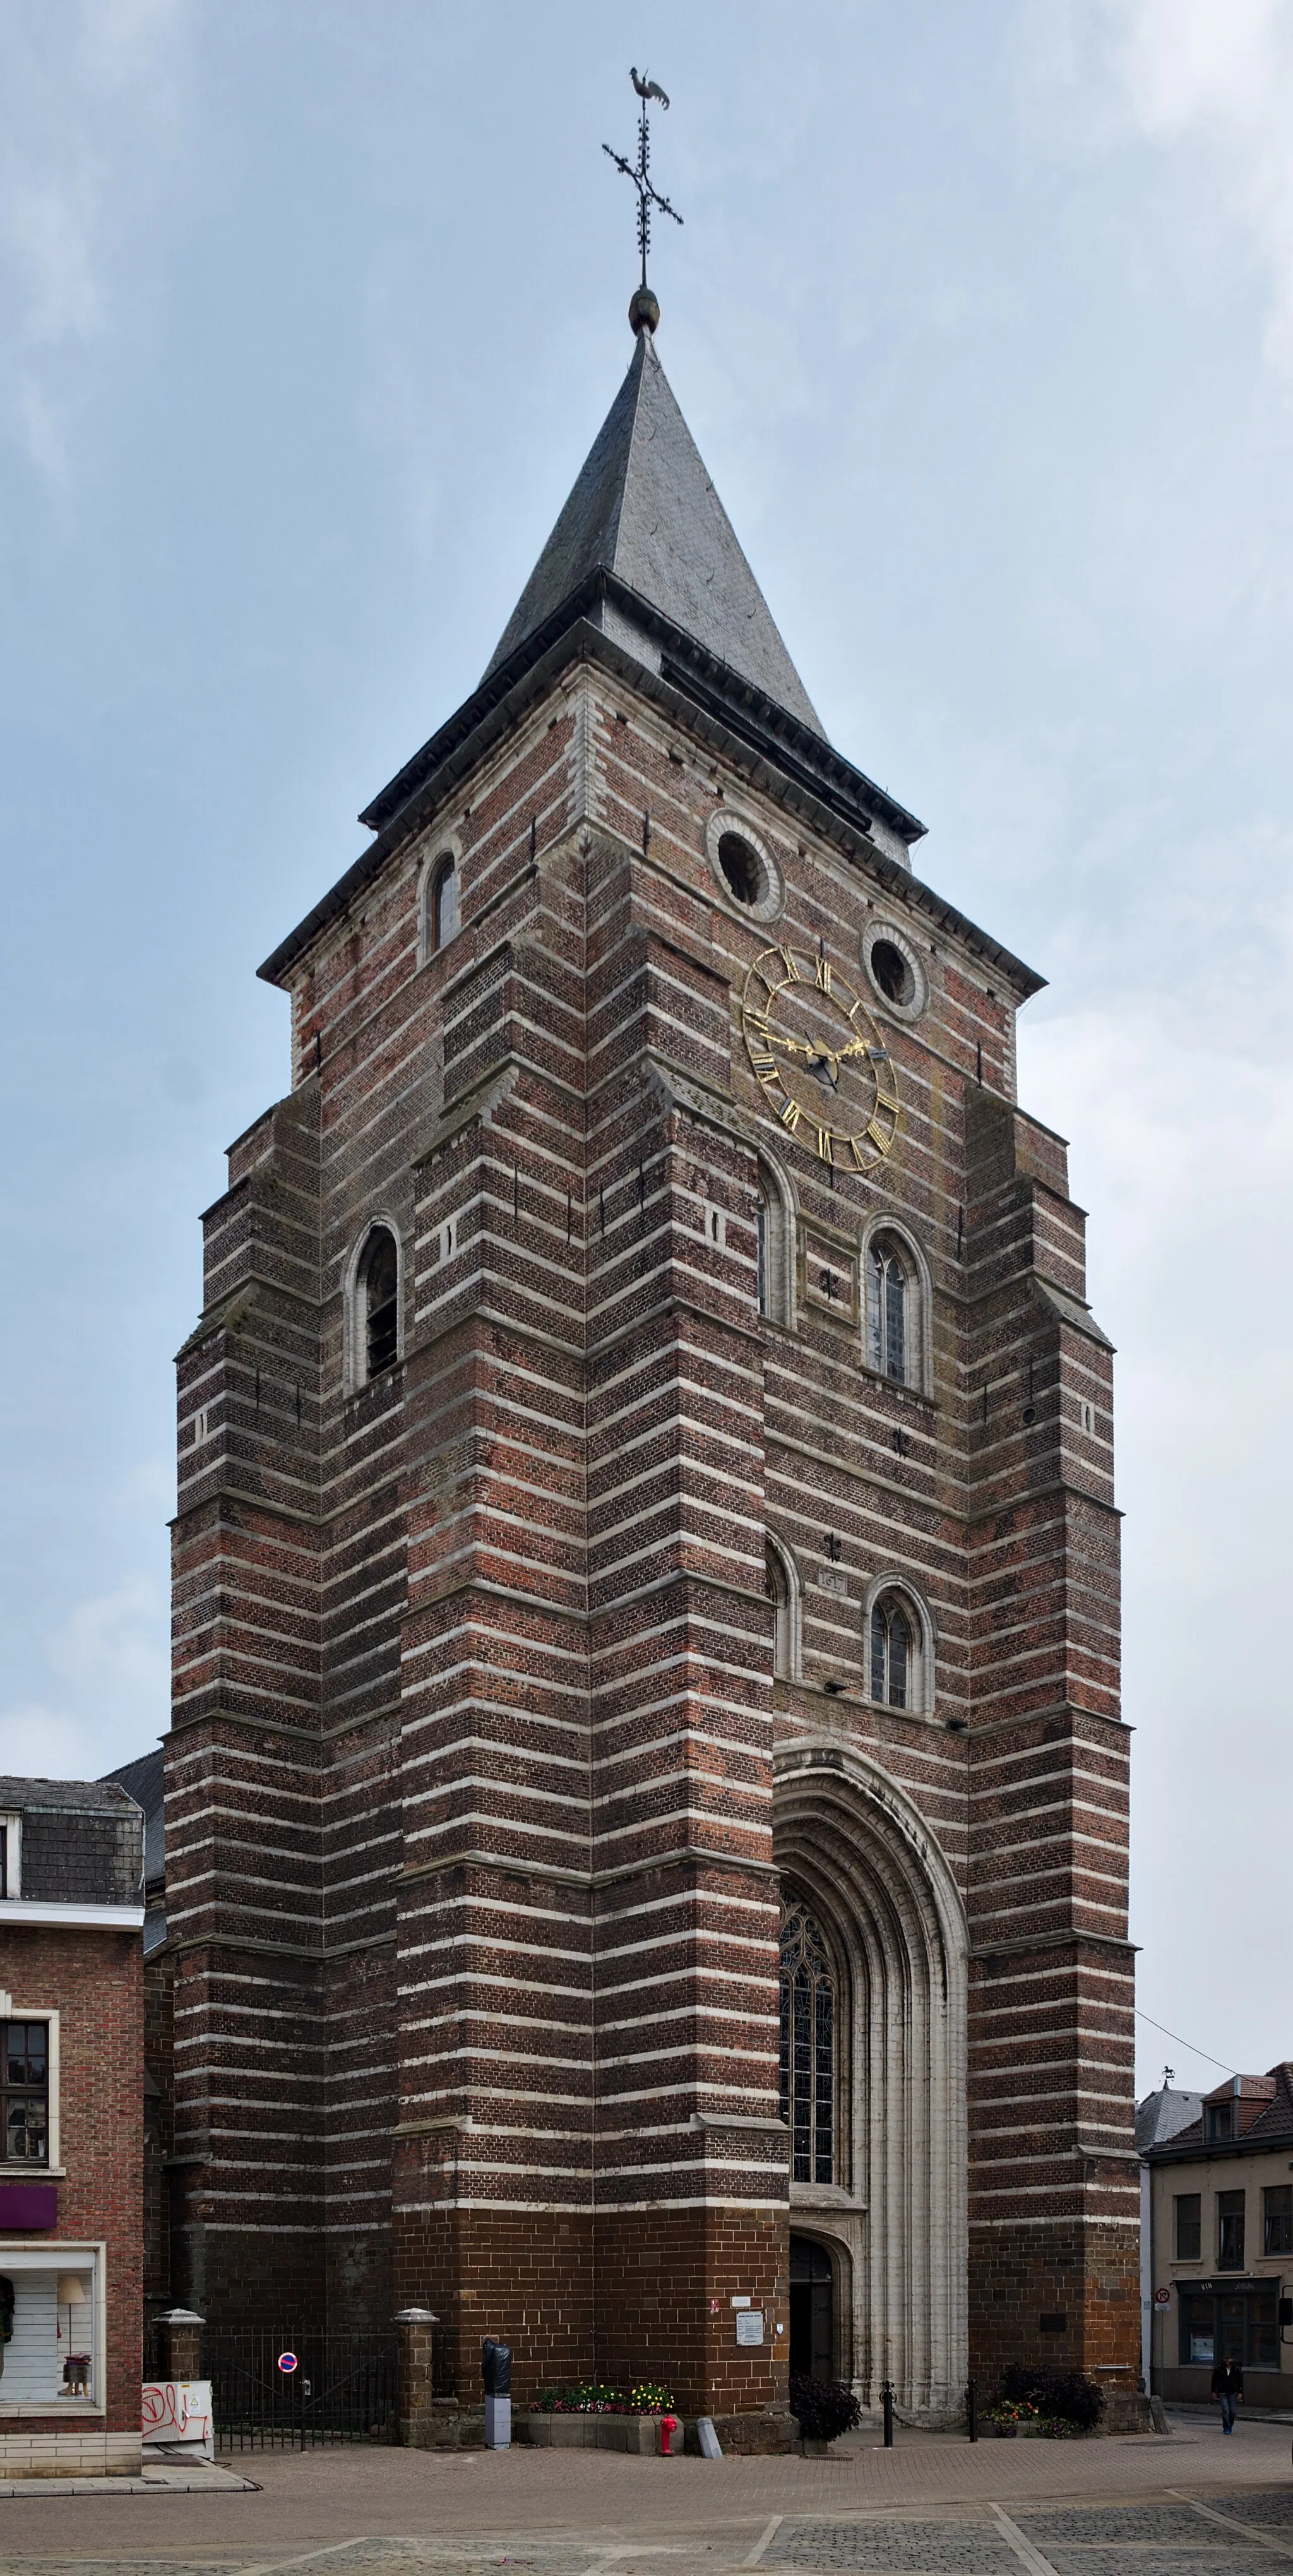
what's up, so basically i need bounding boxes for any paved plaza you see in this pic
[1,2419,1290,2576]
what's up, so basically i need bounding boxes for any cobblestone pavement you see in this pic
[1,2420,1290,2576]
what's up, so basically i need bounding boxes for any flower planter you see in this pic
[516,2412,664,2454]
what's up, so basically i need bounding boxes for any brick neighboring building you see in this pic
[158,304,1138,2431]
[0,1777,145,2475]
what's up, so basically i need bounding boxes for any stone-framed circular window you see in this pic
[862,919,927,1020]
[704,809,784,923]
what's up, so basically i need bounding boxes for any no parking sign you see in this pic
[277,2350,299,2373]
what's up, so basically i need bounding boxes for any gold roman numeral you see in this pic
[814,954,832,994]
[749,1051,778,1076]
[778,946,801,981]
[779,1096,802,1133]
[850,1136,872,1170]
[816,1126,833,1163]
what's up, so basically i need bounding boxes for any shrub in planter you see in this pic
[789,2374,862,2443]
[998,2366,1103,2431]
[536,2379,675,2416]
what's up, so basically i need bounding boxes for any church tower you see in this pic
[164,273,1138,2434]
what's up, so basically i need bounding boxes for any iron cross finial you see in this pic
[604,66,682,335]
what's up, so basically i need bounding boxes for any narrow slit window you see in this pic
[362,1229,400,1379]
[755,1188,769,1317]
[430,855,459,952]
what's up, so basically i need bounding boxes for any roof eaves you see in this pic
[258,599,1044,1003]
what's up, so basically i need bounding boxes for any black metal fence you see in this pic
[146,2325,399,2449]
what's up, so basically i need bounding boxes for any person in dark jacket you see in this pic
[1211,2356,1244,2431]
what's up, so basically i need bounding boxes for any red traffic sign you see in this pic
[1153,2288,1171,2308]
[277,2350,299,2373]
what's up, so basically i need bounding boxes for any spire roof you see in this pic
[483,330,825,736]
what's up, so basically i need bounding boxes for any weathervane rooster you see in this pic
[604,65,682,333]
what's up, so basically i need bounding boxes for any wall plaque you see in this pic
[735,2308,765,2347]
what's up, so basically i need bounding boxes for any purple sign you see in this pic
[0,2182,57,2230]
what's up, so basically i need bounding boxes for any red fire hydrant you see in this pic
[660,2414,681,2455]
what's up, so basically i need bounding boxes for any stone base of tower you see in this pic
[968,2219,1141,2397]
[393,2197,791,2430]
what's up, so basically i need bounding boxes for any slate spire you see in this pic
[483,328,825,737]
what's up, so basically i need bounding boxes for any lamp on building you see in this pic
[56,2274,88,2309]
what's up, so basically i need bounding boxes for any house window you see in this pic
[870,1593,912,1708]
[778,1905,834,2186]
[1174,2193,1201,2260]
[1179,2286,1278,2371]
[2,2024,49,2164]
[866,1244,907,1381]
[359,1229,400,1380]
[1205,2101,1234,2142]
[429,854,459,953]
[1217,2189,1245,2270]
[1264,2184,1293,2255]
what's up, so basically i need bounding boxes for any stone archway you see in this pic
[774,1737,968,2423]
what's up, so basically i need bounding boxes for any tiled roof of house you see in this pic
[1145,2062,1293,2159]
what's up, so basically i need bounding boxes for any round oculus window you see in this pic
[717,832,764,906]
[862,922,926,1019]
[704,811,784,922]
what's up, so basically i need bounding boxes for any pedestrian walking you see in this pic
[1211,2354,1244,2432]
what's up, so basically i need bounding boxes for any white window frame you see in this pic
[0,1816,19,1900]
[0,1997,62,2174]
[0,2239,105,2415]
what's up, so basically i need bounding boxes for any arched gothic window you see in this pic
[766,1537,799,1681]
[779,1904,834,2185]
[429,854,459,953]
[867,1241,908,1382]
[361,1227,400,1380]
[869,1592,912,1708]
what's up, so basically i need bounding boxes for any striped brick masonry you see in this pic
[158,317,1138,2430]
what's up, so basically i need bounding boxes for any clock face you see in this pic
[741,945,902,1169]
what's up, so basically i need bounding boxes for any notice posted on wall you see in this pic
[735,2309,765,2347]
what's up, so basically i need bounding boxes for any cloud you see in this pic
[46,1574,169,1719]
[1030,0,1293,378]
[0,1575,168,1785]
[0,1703,114,1784]
[0,0,185,486]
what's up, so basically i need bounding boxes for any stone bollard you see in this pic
[393,2308,439,2448]
[154,2308,205,2383]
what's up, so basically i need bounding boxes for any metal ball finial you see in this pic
[629,285,660,337]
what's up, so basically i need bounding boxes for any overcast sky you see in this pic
[2,0,1290,2098]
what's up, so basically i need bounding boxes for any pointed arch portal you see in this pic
[774,1738,968,2421]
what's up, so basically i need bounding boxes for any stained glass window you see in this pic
[779,1905,834,2185]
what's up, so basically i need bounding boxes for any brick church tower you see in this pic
[164,293,1139,2432]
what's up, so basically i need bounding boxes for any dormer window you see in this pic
[1206,2101,1235,2143]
